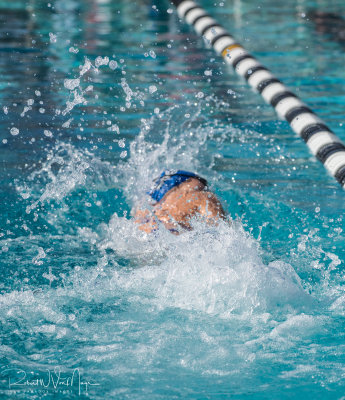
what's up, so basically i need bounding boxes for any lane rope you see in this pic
[170,0,345,187]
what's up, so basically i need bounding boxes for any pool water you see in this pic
[1,0,345,398]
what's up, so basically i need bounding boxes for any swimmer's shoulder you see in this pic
[197,190,226,219]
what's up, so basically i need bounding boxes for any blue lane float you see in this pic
[170,0,345,187]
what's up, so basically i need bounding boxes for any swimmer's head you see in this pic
[148,170,207,203]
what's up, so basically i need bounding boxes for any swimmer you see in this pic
[133,170,226,234]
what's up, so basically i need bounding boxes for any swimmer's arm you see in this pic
[133,208,158,233]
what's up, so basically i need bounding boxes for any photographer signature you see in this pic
[2,366,100,395]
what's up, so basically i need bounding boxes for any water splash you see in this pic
[16,142,116,214]
[117,98,230,208]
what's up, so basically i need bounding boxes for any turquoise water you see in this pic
[1,0,345,398]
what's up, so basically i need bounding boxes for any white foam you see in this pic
[97,214,312,317]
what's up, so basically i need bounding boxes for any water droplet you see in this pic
[95,56,109,68]
[109,60,118,70]
[43,130,53,137]
[49,32,57,43]
[10,127,19,136]
[79,57,92,76]
[109,124,119,133]
[64,78,80,90]
[62,118,73,128]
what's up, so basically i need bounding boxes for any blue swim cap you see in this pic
[148,169,207,203]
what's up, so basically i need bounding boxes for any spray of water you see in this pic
[6,53,343,397]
